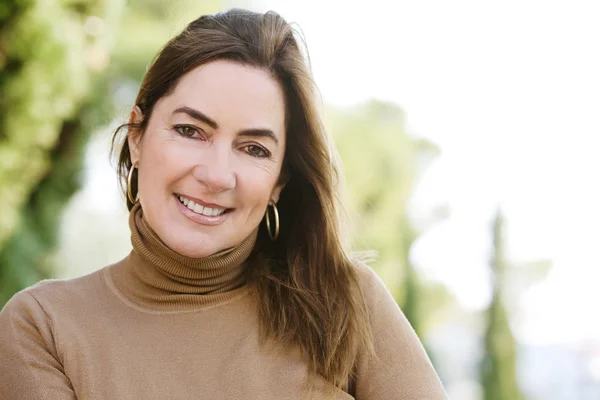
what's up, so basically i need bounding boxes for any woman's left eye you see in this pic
[245,145,270,158]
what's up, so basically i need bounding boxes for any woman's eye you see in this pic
[174,125,201,138]
[245,145,270,158]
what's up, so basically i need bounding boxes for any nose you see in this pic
[192,145,236,192]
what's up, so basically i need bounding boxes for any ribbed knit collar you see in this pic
[108,203,257,312]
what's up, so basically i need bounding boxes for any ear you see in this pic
[270,180,287,204]
[127,106,144,164]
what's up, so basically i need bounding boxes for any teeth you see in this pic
[202,206,225,217]
[177,195,226,217]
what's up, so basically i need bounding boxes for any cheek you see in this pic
[140,136,189,189]
[237,166,280,207]
[144,136,174,169]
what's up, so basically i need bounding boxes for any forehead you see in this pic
[159,60,286,133]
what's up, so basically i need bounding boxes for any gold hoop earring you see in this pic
[127,162,139,204]
[265,201,279,241]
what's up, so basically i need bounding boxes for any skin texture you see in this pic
[128,60,287,258]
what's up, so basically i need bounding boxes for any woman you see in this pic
[0,9,447,400]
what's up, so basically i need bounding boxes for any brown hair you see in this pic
[112,9,373,390]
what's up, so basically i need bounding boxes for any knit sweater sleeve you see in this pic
[351,264,448,399]
[0,287,77,399]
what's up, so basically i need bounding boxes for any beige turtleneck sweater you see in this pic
[0,205,447,399]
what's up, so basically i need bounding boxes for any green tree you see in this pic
[110,0,221,82]
[0,0,224,307]
[480,209,523,400]
[0,0,125,306]
[328,100,450,338]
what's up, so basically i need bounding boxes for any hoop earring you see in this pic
[265,201,279,241]
[127,162,139,204]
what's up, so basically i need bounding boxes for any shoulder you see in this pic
[352,259,383,288]
[351,258,396,309]
[350,258,415,343]
[347,260,449,398]
[1,266,109,320]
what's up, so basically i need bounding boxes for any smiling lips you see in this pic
[176,194,228,217]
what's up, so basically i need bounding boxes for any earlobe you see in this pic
[127,106,144,164]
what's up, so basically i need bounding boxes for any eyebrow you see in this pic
[173,106,218,129]
[172,106,279,145]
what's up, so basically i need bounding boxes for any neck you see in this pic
[109,203,258,311]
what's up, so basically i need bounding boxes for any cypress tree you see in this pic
[480,209,523,400]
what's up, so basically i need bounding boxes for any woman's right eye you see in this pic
[174,125,203,139]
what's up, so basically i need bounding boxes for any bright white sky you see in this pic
[250,0,600,345]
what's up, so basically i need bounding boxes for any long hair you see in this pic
[112,9,373,390]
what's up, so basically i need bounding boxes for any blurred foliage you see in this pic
[480,210,523,400]
[0,0,223,306]
[0,0,125,305]
[110,0,221,82]
[329,101,454,339]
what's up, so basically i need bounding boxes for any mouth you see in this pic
[174,193,232,217]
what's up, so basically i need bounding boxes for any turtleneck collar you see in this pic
[107,203,257,312]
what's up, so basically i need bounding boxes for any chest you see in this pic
[53,301,352,400]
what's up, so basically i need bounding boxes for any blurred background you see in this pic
[1,0,599,399]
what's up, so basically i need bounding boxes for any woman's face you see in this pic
[128,60,286,258]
